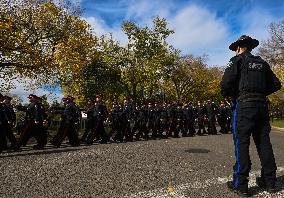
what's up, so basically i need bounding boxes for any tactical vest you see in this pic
[238,55,267,95]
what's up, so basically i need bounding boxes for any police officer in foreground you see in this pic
[221,35,281,196]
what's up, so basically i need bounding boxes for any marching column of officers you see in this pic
[0,93,233,152]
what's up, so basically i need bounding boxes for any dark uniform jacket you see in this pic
[63,102,80,123]
[26,101,43,122]
[221,52,281,99]
[0,103,9,125]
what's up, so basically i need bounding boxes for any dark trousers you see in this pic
[233,101,276,191]
[16,121,46,149]
[218,116,227,133]
[197,117,206,134]
[87,119,108,143]
[207,117,217,135]
[158,119,168,137]
[0,125,7,151]
[0,124,16,150]
[187,120,196,136]
[227,117,232,133]
[52,121,80,147]
[81,119,94,142]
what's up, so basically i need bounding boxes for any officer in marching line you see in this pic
[51,96,80,147]
[1,95,17,149]
[205,99,217,135]
[120,97,132,141]
[15,94,45,150]
[81,98,95,143]
[0,94,11,152]
[176,103,184,137]
[217,101,228,134]
[151,102,161,139]
[86,94,109,144]
[183,102,196,137]
[37,96,48,146]
[157,102,169,138]
[131,104,141,141]
[146,102,155,139]
[137,102,148,140]
[109,102,123,142]
[196,101,207,135]
[225,99,233,133]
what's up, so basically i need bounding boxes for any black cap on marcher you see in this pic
[4,95,12,100]
[28,94,37,99]
[229,35,259,51]
[96,94,102,98]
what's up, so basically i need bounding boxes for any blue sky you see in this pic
[76,0,284,66]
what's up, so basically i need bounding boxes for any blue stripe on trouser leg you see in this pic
[233,102,240,189]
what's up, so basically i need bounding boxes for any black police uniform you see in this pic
[52,101,80,147]
[137,105,148,140]
[131,106,141,140]
[158,105,169,137]
[183,104,196,136]
[15,100,45,150]
[196,104,207,135]
[225,102,233,133]
[121,104,132,141]
[87,102,108,144]
[176,105,184,136]
[171,105,180,137]
[205,101,217,135]
[0,102,10,152]
[221,36,281,194]
[217,104,228,134]
[81,104,95,142]
[109,105,122,142]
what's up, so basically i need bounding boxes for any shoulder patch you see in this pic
[226,60,234,68]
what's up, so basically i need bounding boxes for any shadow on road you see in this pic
[250,175,284,196]
[0,145,91,159]
[184,148,211,154]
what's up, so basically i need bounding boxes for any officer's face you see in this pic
[236,46,247,55]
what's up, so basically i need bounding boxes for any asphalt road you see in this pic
[0,130,284,198]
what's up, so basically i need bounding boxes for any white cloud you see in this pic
[239,8,277,43]
[83,16,128,46]
[168,5,229,51]
[126,0,172,24]
[1,78,63,104]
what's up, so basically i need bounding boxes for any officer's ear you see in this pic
[236,46,241,55]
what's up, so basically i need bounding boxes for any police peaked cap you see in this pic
[28,94,37,99]
[229,35,259,51]
[4,95,13,100]
[67,95,75,100]
[96,94,102,98]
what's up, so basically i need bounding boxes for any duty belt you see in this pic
[237,93,266,102]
